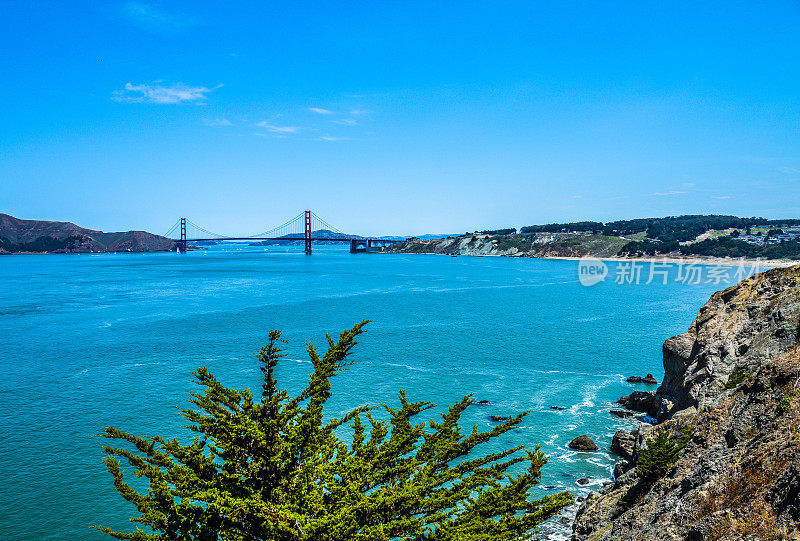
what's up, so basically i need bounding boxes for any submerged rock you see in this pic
[577,477,590,485]
[550,405,566,410]
[626,376,643,383]
[568,435,598,451]
[489,415,509,422]
[474,400,490,405]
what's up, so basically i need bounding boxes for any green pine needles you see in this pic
[635,428,692,483]
[97,321,572,540]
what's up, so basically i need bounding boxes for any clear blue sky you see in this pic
[2,1,800,236]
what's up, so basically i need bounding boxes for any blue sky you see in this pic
[2,1,800,236]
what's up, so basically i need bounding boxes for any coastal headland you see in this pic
[571,263,800,539]
[386,215,800,268]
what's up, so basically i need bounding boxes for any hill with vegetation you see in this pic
[0,213,176,254]
[388,215,800,261]
[249,229,362,246]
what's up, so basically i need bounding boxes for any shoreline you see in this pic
[539,254,798,268]
[6,246,797,269]
[384,249,798,268]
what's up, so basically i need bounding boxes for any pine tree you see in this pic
[635,429,692,483]
[97,321,572,540]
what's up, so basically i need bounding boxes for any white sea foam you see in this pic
[530,368,623,378]
[384,362,433,373]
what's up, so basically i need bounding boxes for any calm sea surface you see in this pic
[0,246,738,539]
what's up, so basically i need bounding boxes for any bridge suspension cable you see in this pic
[184,219,230,239]
[167,211,358,240]
[163,220,181,239]
[309,211,347,235]
[248,212,306,238]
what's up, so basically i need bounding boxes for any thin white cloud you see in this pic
[256,121,300,133]
[113,82,219,104]
[334,118,358,126]
[712,195,732,199]
[778,166,799,174]
[308,107,335,115]
[122,1,194,33]
[349,109,369,115]
[318,135,349,141]
[202,118,233,127]
[651,190,687,197]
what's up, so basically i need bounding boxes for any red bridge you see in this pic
[165,210,403,254]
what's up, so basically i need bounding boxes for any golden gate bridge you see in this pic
[164,210,403,254]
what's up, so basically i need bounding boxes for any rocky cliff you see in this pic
[620,265,800,422]
[387,233,628,258]
[0,213,176,254]
[573,265,800,540]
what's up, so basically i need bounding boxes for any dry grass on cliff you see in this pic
[696,376,799,539]
[700,460,782,540]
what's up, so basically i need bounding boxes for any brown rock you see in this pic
[642,373,658,384]
[568,435,599,451]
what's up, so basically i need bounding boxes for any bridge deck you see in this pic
[175,237,402,243]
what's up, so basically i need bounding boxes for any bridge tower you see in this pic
[304,210,312,254]
[179,217,187,253]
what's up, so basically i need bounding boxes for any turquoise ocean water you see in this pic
[0,246,738,539]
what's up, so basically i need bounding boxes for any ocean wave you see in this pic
[530,369,624,379]
[384,362,433,373]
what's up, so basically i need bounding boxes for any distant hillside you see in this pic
[0,213,176,254]
[388,214,800,261]
[249,229,363,246]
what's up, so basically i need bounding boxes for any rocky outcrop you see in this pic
[617,390,656,413]
[618,265,800,422]
[573,265,800,540]
[610,430,636,462]
[569,435,599,451]
[389,235,524,257]
[661,265,800,410]
[625,374,658,384]
[642,373,658,384]
[609,410,633,418]
[386,232,628,258]
[574,347,800,540]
